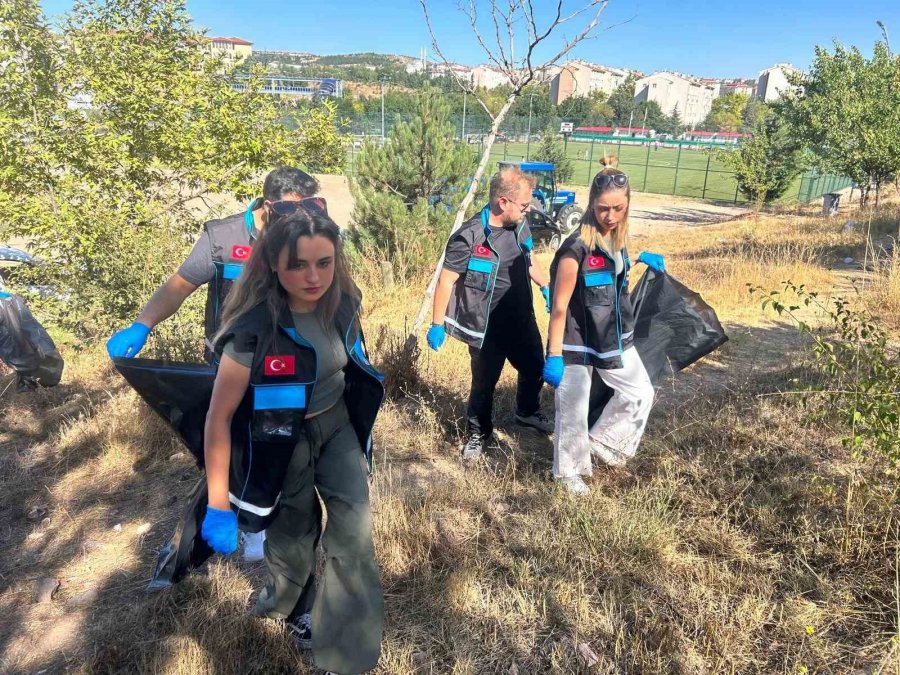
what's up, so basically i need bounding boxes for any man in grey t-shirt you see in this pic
[106,167,320,361]
[105,168,320,571]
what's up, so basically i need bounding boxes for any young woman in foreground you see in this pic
[201,207,385,674]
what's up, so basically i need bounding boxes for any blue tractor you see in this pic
[498,161,584,249]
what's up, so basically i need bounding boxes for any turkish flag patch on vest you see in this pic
[264,355,295,376]
[232,244,251,260]
[587,255,606,269]
[473,244,492,258]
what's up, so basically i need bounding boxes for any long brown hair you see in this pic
[579,167,630,253]
[216,208,358,344]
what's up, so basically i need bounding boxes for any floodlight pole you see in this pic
[462,88,468,140]
[525,91,536,160]
[878,20,891,55]
[380,77,387,140]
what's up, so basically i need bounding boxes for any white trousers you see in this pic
[552,348,655,478]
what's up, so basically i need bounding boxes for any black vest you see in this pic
[203,204,257,359]
[443,206,535,348]
[214,292,384,532]
[549,231,635,369]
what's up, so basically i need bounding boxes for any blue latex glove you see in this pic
[106,322,151,358]
[426,323,445,352]
[201,505,238,555]
[543,355,564,388]
[540,286,551,313]
[638,251,666,273]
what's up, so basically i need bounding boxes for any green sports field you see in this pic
[345,136,852,205]
[486,139,852,204]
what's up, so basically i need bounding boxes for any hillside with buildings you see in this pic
[210,38,800,134]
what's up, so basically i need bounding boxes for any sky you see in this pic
[39,0,900,79]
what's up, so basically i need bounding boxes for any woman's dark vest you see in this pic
[443,206,535,348]
[549,231,635,369]
[215,292,384,532]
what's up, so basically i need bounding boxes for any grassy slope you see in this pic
[0,204,898,674]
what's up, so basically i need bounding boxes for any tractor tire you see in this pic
[548,233,562,252]
[527,198,550,228]
[557,204,584,234]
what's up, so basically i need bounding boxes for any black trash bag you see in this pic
[0,292,64,391]
[629,268,728,384]
[112,358,216,467]
[588,268,727,426]
[111,358,217,589]
[147,477,213,590]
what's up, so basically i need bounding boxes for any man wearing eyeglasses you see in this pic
[107,167,322,363]
[428,165,554,460]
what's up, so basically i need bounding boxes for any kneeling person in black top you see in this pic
[202,208,385,674]
[428,165,554,460]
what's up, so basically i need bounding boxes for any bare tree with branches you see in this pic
[406,0,609,351]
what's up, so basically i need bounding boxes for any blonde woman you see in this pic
[543,168,664,494]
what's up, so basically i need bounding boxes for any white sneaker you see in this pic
[558,475,590,495]
[589,437,628,467]
[241,530,266,562]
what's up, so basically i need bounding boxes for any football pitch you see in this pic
[489,140,751,203]
[486,140,848,204]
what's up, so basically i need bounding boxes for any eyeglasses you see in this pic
[503,196,532,211]
[267,197,329,219]
[593,173,629,190]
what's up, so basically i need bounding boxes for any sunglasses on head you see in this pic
[593,173,629,190]
[267,197,329,219]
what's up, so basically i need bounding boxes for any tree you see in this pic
[633,100,667,133]
[664,105,685,136]
[741,98,768,132]
[409,0,609,348]
[607,74,638,126]
[779,39,900,206]
[587,90,614,125]
[0,0,330,338]
[717,109,805,211]
[349,87,477,280]
[554,90,612,127]
[533,125,574,183]
[294,99,349,174]
[701,92,750,132]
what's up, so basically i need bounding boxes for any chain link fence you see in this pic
[342,113,851,205]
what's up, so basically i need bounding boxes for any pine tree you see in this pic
[533,125,574,183]
[349,87,477,280]
[667,105,685,136]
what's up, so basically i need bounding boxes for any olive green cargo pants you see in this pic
[255,399,383,674]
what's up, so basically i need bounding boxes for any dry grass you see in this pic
[2,206,900,674]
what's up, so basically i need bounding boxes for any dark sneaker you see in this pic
[461,433,485,461]
[514,411,554,434]
[286,612,312,651]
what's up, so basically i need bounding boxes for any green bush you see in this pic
[751,282,900,465]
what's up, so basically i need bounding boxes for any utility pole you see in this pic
[380,76,387,141]
[461,88,468,140]
[525,91,536,160]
